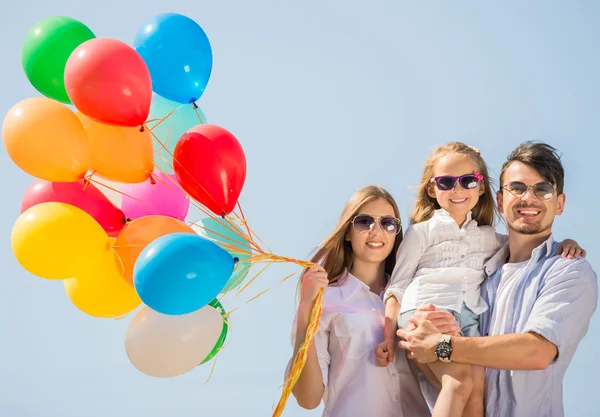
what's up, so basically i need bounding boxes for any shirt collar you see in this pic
[434,208,476,228]
[337,269,387,300]
[484,234,556,276]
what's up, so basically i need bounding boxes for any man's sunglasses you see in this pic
[502,181,556,201]
[430,173,484,191]
[351,214,402,235]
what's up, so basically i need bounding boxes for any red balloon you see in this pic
[173,124,246,216]
[64,38,152,127]
[21,179,126,237]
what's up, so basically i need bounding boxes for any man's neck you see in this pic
[507,231,551,264]
[349,261,387,294]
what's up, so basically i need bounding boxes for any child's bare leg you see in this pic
[462,365,484,417]
[412,358,441,390]
[428,361,473,417]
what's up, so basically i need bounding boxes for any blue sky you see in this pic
[1,1,599,416]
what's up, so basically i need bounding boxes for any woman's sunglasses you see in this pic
[502,181,556,201]
[430,173,483,191]
[351,214,402,235]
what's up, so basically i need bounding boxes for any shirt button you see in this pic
[462,290,466,294]
[395,394,400,401]
[392,372,397,377]
[461,255,465,259]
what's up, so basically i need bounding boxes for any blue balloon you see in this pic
[134,232,234,315]
[134,13,213,104]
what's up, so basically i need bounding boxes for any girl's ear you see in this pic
[427,182,436,199]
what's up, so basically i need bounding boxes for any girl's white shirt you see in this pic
[385,209,503,314]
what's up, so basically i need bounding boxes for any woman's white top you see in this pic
[290,271,431,417]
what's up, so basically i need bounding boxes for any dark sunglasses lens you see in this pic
[534,183,555,200]
[381,217,400,234]
[436,177,456,190]
[353,215,375,231]
[507,182,527,194]
[460,175,479,189]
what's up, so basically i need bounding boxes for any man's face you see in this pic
[498,161,565,236]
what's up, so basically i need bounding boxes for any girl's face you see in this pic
[428,153,484,224]
[346,198,400,267]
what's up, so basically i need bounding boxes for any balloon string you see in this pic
[272,288,323,417]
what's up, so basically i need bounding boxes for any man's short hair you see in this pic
[499,141,565,194]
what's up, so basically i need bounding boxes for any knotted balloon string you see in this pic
[272,288,323,417]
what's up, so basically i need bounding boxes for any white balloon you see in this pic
[125,305,223,378]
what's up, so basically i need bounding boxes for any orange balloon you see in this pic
[77,113,154,183]
[114,215,194,286]
[2,97,90,181]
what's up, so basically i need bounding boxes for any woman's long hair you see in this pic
[306,185,403,284]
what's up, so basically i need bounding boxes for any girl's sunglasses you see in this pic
[501,181,556,201]
[351,214,402,235]
[430,173,483,191]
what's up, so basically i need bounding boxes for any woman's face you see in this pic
[346,198,399,267]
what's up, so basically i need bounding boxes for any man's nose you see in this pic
[520,187,538,203]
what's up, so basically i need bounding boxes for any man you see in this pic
[398,141,598,417]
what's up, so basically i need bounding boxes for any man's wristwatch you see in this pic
[434,335,453,362]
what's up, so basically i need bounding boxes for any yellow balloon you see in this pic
[64,252,142,318]
[11,202,111,279]
[2,97,90,181]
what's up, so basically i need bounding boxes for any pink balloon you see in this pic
[21,179,126,237]
[121,172,189,221]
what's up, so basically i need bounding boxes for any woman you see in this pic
[288,185,431,417]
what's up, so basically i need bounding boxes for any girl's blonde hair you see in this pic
[411,142,496,226]
[308,185,403,284]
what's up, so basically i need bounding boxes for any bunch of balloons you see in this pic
[4,13,252,378]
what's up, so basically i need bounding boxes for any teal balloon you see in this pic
[192,218,251,294]
[147,93,207,173]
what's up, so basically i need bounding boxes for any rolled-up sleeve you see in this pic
[384,224,425,303]
[288,312,331,386]
[523,258,598,356]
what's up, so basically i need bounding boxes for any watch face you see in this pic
[435,341,453,359]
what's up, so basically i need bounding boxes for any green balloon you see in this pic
[147,94,207,173]
[200,298,228,365]
[21,16,95,104]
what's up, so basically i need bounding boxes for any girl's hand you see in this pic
[558,239,586,259]
[375,338,395,366]
[299,264,329,311]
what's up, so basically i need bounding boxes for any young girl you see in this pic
[289,185,431,417]
[375,142,583,417]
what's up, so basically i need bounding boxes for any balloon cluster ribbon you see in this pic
[272,287,323,417]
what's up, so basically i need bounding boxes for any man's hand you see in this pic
[409,304,461,336]
[397,320,443,364]
[375,338,395,367]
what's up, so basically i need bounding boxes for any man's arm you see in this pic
[399,258,597,369]
[398,321,556,370]
[450,331,556,370]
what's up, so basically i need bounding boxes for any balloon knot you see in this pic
[221,212,226,219]
[139,125,145,132]
[150,176,157,185]
[191,100,198,109]
[124,217,132,224]
[233,257,240,264]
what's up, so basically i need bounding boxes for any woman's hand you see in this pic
[299,264,329,312]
